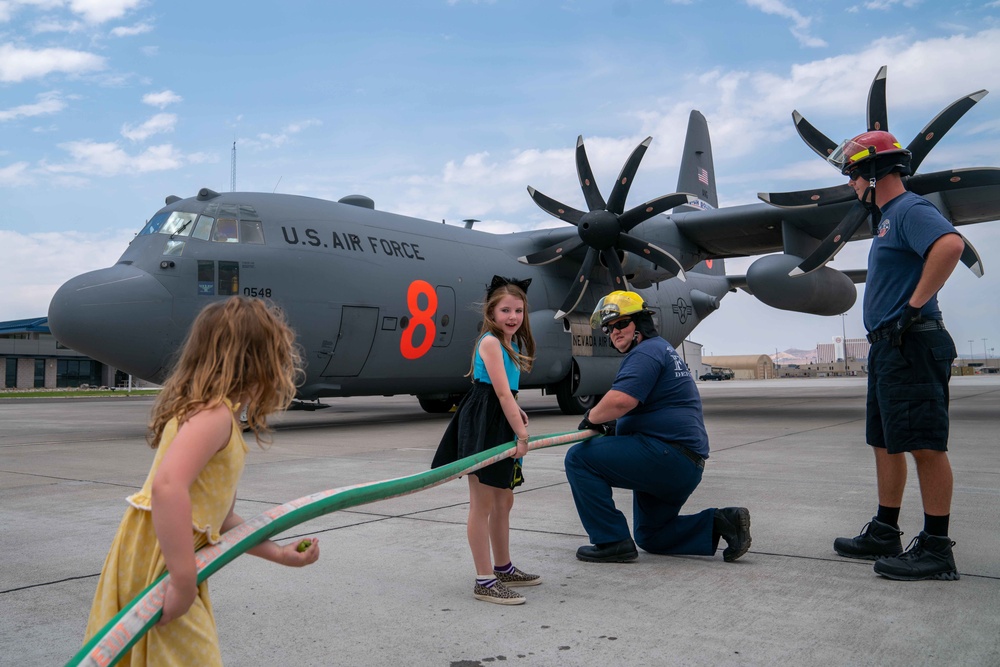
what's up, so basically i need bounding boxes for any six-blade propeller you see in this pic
[760,66,992,277]
[519,135,694,318]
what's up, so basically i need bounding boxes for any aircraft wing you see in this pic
[671,168,1000,259]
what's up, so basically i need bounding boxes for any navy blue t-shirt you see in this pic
[864,191,957,332]
[612,336,709,458]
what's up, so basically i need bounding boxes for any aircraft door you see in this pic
[433,285,455,347]
[321,305,378,377]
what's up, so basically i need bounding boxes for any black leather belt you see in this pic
[866,319,946,344]
[667,440,705,470]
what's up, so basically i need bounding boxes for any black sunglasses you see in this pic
[601,318,633,334]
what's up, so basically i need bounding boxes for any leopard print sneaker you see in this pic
[473,580,526,605]
[494,566,542,587]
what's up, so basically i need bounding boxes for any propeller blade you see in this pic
[906,90,988,173]
[758,184,855,209]
[617,233,687,282]
[575,136,607,212]
[958,233,984,278]
[526,186,584,224]
[554,248,598,319]
[907,167,1000,196]
[619,193,695,230]
[867,65,888,132]
[518,236,586,266]
[601,248,630,290]
[789,200,870,277]
[792,110,838,159]
[606,137,652,214]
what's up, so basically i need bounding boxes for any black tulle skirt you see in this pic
[431,381,523,489]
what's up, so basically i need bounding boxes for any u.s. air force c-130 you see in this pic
[47,68,1000,414]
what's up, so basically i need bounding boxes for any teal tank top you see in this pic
[472,333,520,390]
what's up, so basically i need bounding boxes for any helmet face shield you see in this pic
[828,138,874,175]
[590,291,648,329]
[828,130,910,177]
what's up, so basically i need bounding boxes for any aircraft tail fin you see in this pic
[674,110,718,212]
[674,110,724,276]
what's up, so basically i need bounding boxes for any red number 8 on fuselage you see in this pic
[400,279,437,360]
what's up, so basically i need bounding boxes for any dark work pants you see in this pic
[564,433,715,555]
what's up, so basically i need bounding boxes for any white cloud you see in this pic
[745,0,827,48]
[110,21,151,37]
[0,161,31,186]
[142,89,181,108]
[121,112,176,141]
[0,43,105,82]
[0,91,65,121]
[44,140,210,177]
[68,0,143,24]
[32,19,85,33]
[243,119,322,150]
[0,229,136,320]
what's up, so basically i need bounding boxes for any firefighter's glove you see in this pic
[890,304,922,348]
[579,410,616,436]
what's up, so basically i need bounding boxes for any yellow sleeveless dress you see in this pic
[84,401,248,666]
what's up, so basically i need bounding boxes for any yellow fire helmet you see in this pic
[590,290,649,329]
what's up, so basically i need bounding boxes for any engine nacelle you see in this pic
[746,254,856,316]
[617,250,676,288]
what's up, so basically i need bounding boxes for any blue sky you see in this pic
[2,0,1000,358]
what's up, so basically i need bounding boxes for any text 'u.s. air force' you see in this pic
[281,226,425,260]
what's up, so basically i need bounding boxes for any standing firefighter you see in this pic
[830,130,965,581]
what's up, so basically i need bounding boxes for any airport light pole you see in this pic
[984,338,989,367]
[969,339,975,367]
[841,313,848,375]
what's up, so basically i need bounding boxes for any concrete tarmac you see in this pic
[2,377,998,666]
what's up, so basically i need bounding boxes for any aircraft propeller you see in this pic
[520,135,695,318]
[759,66,994,277]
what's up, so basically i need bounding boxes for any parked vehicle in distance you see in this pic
[700,367,735,381]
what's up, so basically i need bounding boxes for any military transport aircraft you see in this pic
[47,68,1000,415]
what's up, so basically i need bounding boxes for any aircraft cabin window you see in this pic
[213,218,239,243]
[192,215,214,240]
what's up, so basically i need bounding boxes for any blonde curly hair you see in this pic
[147,297,302,448]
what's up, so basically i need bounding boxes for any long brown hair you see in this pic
[147,297,302,448]
[468,283,535,376]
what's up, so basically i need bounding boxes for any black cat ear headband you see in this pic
[486,275,531,298]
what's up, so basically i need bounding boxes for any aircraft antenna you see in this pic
[230,140,236,192]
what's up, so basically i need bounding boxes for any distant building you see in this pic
[702,354,775,380]
[817,336,870,364]
[1,317,149,389]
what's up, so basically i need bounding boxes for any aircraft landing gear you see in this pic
[553,369,601,415]
[417,394,463,414]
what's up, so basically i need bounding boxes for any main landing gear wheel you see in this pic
[554,369,601,415]
[417,394,462,414]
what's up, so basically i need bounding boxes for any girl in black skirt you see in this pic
[431,276,539,604]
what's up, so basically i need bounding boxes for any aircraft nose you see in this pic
[48,264,178,382]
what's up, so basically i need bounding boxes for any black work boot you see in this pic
[576,538,638,563]
[833,517,903,560]
[713,507,751,562]
[873,532,960,581]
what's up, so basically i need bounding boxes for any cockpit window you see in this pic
[162,212,197,237]
[213,218,239,243]
[192,215,214,240]
[141,203,265,244]
[139,212,169,236]
[139,211,197,237]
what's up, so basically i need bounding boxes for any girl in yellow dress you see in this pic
[84,297,320,665]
